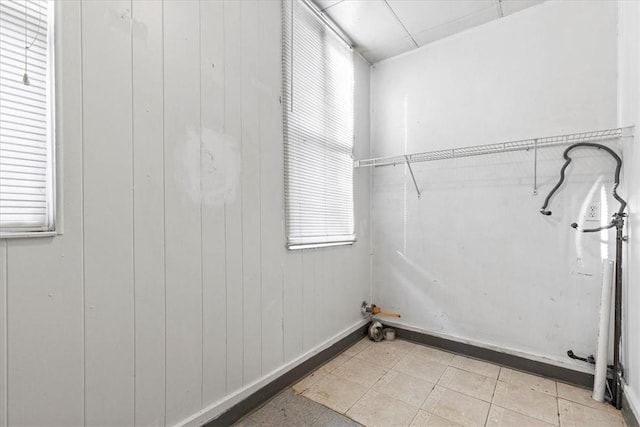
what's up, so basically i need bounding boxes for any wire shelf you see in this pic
[354,127,634,168]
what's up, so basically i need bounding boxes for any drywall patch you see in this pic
[201,127,241,206]
[174,127,241,206]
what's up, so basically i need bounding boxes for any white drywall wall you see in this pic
[0,1,371,425]
[618,0,640,421]
[370,0,621,370]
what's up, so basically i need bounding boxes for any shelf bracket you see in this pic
[405,155,421,198]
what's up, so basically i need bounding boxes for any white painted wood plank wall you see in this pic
[82,1,135,424]
[2,2,85,425]
[200,0,227,412]
[132,1,165,424]
[163,1,203,422]
[0,1,371,425]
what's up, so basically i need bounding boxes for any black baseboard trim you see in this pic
[202,322,636,426]
[623,393,640,427]
[204,324,368,427]
[394,327,594,388]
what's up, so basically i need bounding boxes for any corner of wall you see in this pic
[617,0,640,424]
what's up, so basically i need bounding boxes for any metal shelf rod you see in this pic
[354,127,634,168]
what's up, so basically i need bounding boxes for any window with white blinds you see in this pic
[0,0,55,236]
[282,0,355,250]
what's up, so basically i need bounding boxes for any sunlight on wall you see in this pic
[600,184,610,260]
[403,94,408,254]
[574,176,603,262]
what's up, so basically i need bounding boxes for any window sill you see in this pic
[287,240,356,250]
[0,231,58,239]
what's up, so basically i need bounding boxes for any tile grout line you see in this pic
[304,339,623,427]
[553,381,560,425]
[554,380,560,425]
[345,340,566,427]
[482,367,502,427]
[322,342,425,425]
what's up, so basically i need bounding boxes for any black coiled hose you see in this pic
[539,142,627,232]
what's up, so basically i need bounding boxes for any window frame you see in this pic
[282,0,356,250]
[0,0,56,239]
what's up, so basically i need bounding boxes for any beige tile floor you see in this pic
[292,338,627,427]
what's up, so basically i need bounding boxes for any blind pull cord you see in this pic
[23,0,43,86]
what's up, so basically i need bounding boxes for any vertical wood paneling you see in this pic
[353,56,372,323]
[0,3,372,425]
[5,2,85,425]
[200,0,228,406]
[81,1,134,425]
[163,1,203,423]
[0,241,6,427]
[132,1,165,425]
[327,250,339,338]
[332,246,353,327]
[302,251,316,352]
[240,0,263,384]
[315,251,332,343]
[223,0,244,393]
[259,0,285,375]
[283,250,303,361]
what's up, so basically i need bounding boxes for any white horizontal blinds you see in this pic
[0,0,53,232]
[283,0,355,248]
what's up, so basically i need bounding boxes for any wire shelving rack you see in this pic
[355,127,632,168]
[354,126,634,197]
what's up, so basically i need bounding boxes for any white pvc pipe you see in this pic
[593,259,615,402]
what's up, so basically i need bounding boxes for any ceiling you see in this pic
[312,0,547,63]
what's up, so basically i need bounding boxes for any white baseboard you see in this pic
[176,319,368,427]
